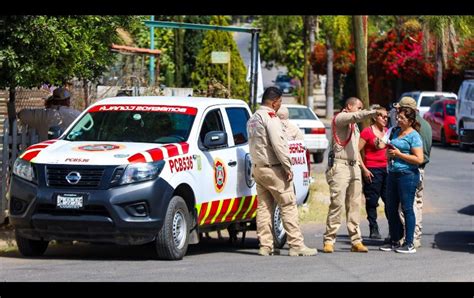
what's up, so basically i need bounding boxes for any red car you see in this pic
[423,99,459,146]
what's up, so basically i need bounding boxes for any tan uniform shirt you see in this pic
[18,106,81,141]
[332,110,376,161]
[247,105,292,172]
[281,120,304,141]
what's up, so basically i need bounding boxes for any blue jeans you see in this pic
[386,168,420,245]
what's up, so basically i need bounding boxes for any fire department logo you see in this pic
[213,158,227,193]
[75,144,124,152]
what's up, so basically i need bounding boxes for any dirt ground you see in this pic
[0,223,16,251]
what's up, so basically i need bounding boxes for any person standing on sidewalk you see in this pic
[277,105,304,141]
[247,86,317,257]
[323,97,378,253]
[379,106,424,254]
[393,97,432,248]
[18,87,81,141]
[359,106,389,239]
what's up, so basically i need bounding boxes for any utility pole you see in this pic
[352,15,370,128]
[307,16,315,111]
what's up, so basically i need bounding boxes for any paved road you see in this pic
[0,143,472,282]
[234,30,288,89]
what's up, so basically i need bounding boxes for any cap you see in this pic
[51,87,71,101]
[394,97,417,110]
[277,106,289,120]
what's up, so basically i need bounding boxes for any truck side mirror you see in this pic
[203,131,227,149]
[48,126,63,139]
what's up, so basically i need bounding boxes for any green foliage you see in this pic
[320,16,351,50]
[130,15,212,88]
[130,16,176,86]
[257,16,305,81]
[191,16,249,99]
[182,16,212,87]
[0,15,136,89]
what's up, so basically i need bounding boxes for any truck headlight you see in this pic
[13,158,35,182]
[449,124,456,131]
[119,161,165,185]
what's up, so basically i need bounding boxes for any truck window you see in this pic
[225,107,250,145]
[445,103,456,116]
[467,85,474,101]
[200,109,225,144]
[65,109,195,143]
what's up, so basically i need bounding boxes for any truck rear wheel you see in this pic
[313,153,324,164]
[272,205,287,249]
[155,196,190,260]
[15,231,49,257]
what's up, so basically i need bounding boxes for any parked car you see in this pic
[284,104,329,163]
[456,78,474,151]
[273,74,296,94]
[423,98,458,146]
[388,91,458,128]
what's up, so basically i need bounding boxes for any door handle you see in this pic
[228,160,237,167]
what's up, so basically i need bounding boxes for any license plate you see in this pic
[56,194,84,209]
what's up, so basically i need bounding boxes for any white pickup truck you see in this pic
[9,96,311,260]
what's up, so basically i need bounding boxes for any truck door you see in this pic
[223,106,254,197]
[195,108,242,227]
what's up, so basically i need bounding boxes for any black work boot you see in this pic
[369,226,382,239]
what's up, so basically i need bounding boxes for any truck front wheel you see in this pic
[15,231,49,257]
[272,205,287,249]
[155,196,190,260]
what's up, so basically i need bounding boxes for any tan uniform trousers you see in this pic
[253,165,305,250]
[324,161,363,245]
[400,168,424,244]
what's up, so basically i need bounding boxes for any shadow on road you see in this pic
[433,231,473,254]
[458,204,474,216]
[0,235,261,260]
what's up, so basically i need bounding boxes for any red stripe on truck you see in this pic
[88,104,197,115]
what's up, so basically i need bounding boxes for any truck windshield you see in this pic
[65,105,196,143]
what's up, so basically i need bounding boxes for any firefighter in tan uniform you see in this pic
[323,97,378,253]
[247,87,317,256]
[277,106,304,141]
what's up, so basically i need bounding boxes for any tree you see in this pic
[352,15,369,119]
[182,16,212,87]
[0,15,136,124]
[421,16,473,91]
[318,16,351,118]
[191,16,248,99]
[257,16,304,94]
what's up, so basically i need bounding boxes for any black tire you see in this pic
[459,125,470,151]
[459,142,470,151]
[15,231,49,257]
[272,205,287,249]
[313,153,324,164]
[155,196,190,260]
[440,129,448,147]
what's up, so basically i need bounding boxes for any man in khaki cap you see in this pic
[323,97,378,253]
[276,105,304,141]
[393,96,432,248]
[18,87,81,141]
[247,86,317,257]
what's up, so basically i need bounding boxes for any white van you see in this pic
[456,79,474,151]
[389,91,458,128]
